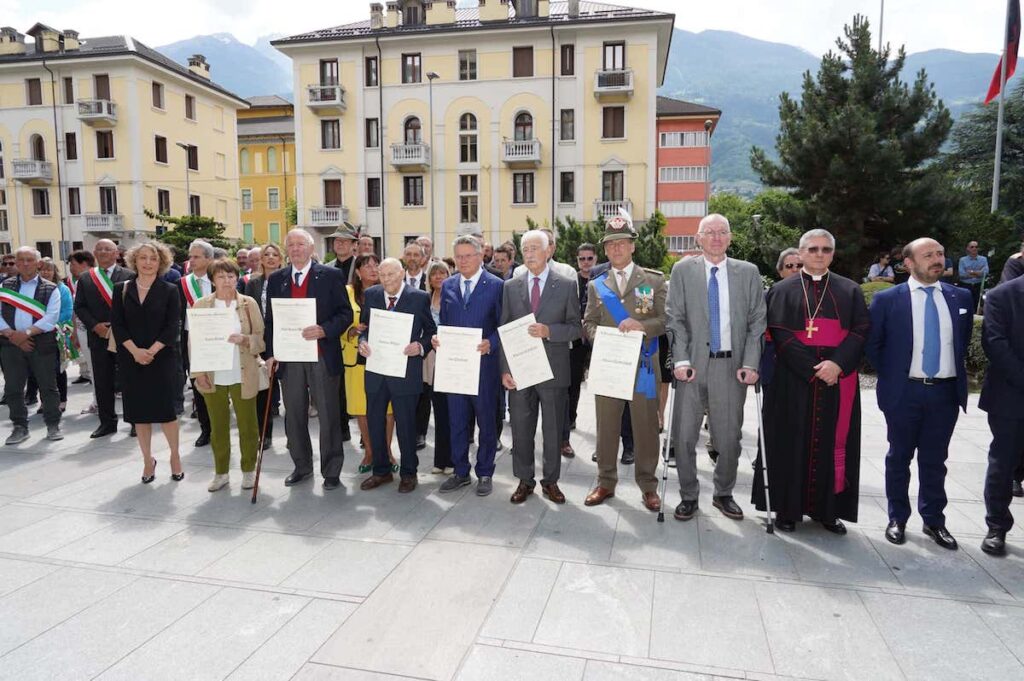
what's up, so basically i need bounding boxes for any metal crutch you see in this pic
[753,381,774,534]
[251,362,277,504]
[656,378,677,523]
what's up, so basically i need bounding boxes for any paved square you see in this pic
[0,370,1021,680]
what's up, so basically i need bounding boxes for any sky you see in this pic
[6,0,1010,56]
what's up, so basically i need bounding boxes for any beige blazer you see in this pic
[189,292,266,399]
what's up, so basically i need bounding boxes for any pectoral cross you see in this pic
[805,320,819,338]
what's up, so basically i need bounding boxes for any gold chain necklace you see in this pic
[799,271,830,338]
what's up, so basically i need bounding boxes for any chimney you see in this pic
[0,27,26,56]
[188,54,210,79]
[370,3,384,29]
[385,1,399,28]
[62,29,79,51]
[35,26,61,52]
[567,0,579,18]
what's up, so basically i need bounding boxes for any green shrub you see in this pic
[860,281,894,307]
[966,316,987,389]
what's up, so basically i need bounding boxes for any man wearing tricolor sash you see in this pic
[179,240,215,447]
[582,213,668,512]
[74,239,133,438]
[0,247,63,445]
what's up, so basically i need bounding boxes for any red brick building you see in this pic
[656,96,721,254]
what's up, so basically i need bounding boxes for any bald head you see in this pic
[903,237,946,285]
[379,257,405,295]
[94,239,118,268]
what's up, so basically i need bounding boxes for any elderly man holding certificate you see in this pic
[500,231,581,505]
[358,258,436,493]
[583,213,668,512]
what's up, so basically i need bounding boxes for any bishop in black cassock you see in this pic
[752,231,870,534]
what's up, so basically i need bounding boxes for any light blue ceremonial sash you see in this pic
[593,272,658,399]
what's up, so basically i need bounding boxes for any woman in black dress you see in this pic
[111,242,182,483]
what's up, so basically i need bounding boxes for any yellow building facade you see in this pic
[0,23,248,256]
[274,0,673,256]
[238,95,295,245]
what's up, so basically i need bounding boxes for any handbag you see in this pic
[243,298,271,391]
[106,282,128,353]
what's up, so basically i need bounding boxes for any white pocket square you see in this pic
[959,308,968,314]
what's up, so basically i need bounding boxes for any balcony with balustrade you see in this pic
[390,143,431,171]
[593,199,633,221]
[11,159,53,185]
[306,84,347,114]
[501,139,542,167]
[77,99,118,126]
[308,206,351,232]
[80,213,126,236]
[593,69,634,99]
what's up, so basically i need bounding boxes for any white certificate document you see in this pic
[589,327,644,401]
[498,313,553,390]
[272,298,317,362]
[433,325,482,396]
[187,308,236,372]
[366,308,415,378]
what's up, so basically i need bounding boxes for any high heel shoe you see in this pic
[171,470,185,481]
[142,460,157,484]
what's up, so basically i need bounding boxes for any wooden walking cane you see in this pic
[251,362,277,504]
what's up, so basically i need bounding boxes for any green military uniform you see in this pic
[583,221,667,497]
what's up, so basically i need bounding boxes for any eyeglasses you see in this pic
[804,246,834,255]
[577,255,595,261]
[783,263,801,269]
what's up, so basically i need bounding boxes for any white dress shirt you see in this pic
[704,256,732,353]
[291,260,313,287]
[460,267,484,298]
[908,276,955,379]
[526,265,551,298]
[610,262,635,295]
[182,273,211,331]
[0,275,61,333]
[406,270,424,290]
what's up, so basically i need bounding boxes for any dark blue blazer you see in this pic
[979,275,1024,418]
[865,281,973,413]
[438,269,504,390]
[263,262,352,376]
[359,284,436,395]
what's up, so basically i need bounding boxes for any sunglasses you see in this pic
[804,247,834,255]
[578,255,595,261]
[783,263,801,269]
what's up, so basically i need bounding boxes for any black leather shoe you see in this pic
[194,433,211,447]
[591,451,598,462]
[90,423,117,438]
[72,376,92,385]
[923,525,958,550]
[129,425,137,438]
[776,518,796,532]
[284,471,313,486]
[885,521,906,545]
[620,449,635,465]
[981,530,1007,556]
[673,499,699,521]
[416,436,427,451]
[1014,481,1024,498]
[323,476,342,490]
[708,449,719,464]
[821,519,847,535]
[712,495,744,520]
[261,438,272,451]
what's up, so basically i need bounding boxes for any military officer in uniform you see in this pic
[583,212,668,512]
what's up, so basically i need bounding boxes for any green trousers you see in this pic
[206,384,258,475]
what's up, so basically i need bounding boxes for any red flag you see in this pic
[986,0,1021,104]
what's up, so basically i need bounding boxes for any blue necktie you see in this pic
[293,271,301,287]
[922,286,940,378]
[463,279,472,307]
[709,266,721,353]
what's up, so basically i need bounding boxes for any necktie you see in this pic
[293,270,302,287]
[709,266,721,353]
[387,295,397,311]
[463,279,472,306]
[530,276,541,314]
[409,277,416,288]
[922,286,940,378]
[616,269,627,293]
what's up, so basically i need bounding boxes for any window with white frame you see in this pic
[32,189,50,216]
[268,187,280,210]
[459,174,478,223]
[241,189,253,211]
[513,172,535,204]
[666,235,699,252]
[560,109,575,141]
[459,50,477,81]
[658,166,708,183]
[658,201,707,218]
[243,223,254,242]
[67,188,81,215]
[321,119,341,149]
[403,176,424,206]
[157,189,171,215]
[659,131,709,148]
[459,113,477,163]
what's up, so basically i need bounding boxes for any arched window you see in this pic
[404,117,422,144]
[267,147,277,173]
[239,148,250,174]
[514,112,533,141]
[459,113,478,163]
[460,113,477,131]
[30,134,45,161]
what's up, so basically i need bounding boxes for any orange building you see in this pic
[656,96,720,254]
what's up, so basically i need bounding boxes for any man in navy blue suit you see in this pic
[264,228,352,490]
[866,238,973,550]
[978,269,1024,556]
[432,235,504,496]
[358,258,436,493]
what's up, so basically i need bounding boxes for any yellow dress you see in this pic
[342,285,391,417]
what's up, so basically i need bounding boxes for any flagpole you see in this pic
[992,0,1012,213]
[878,0,885,53]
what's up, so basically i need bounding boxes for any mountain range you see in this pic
[155,29,1016,194]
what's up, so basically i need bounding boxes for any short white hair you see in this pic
[286,228,315,246]
[452,235,482,253]
[698,214,731,234]
[521,230,550,250]
[799,229,836,249]
[379,257,403,272]
[15,246,40,259]
[189,239,215,258]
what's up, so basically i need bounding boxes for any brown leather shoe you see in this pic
[560,441,575,458]
[510,482,534,504]
[642,491,662,512]
[360,473,394,490]
[397,475,417,493]
[542,483,566,504]
[585,486,615,506]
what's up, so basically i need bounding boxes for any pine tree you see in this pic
[145,210,233,260]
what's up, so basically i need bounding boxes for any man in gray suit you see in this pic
[667,214,766,521]
[501,231,582,505]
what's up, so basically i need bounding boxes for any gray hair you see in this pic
[698,213,731,234]
[416,236,433,247]
[539,228,556,245]
[452,235,482,253]
[403,242,426,257]
[426,259,452,293]
[286,228,315,246]
[521,230,550,250]
[15,245,41,259]
[379,257,404,272]
[212,247,228,259]
[188,239,215,259]
[799,229,836,249]
[775,247,801,272]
